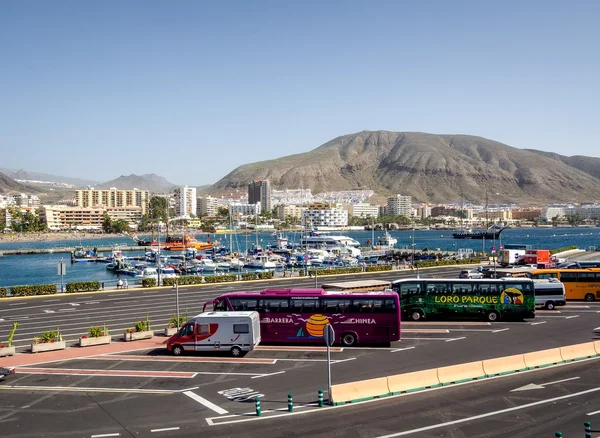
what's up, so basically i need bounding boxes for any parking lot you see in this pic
[1,300,599,437]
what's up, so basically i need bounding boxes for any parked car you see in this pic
[0,367,15,381]
[458,269,484,279]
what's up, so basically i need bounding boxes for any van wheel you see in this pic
[545,301,555,310]
[341,333,357,347]
[487,310,500,322]
[230,346,242,357]
[584,293,596,302]
[172,345,184,356]
[411,310,424,321]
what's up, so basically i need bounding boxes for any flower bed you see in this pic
[124,315,154,341]
[0,345,16,357]
[31,328,65,353]
[80,324,111,347]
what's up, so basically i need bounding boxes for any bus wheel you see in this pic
[410,310,424,321]
[230,346,242,357]
[487,311,500,322]
[341,333,357,347]
[172,345,184,356]
[584,293,596,302]
[545,301,555,310]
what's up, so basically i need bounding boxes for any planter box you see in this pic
[164,327,178,336]
[0,346,16,357]
[80,335,112,347]
[123,330,154,342]
[31,340,66,353]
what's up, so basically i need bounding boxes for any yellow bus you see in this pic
[524,269,600,301]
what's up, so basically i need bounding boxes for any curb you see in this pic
[331,340,600,405]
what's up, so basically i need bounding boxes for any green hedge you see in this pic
[10,284,57,296]
[204,274,238,283]
[550,245,578,255]
[0,287,6,298]
[365,265,393,272]
[65,281,101,293]
[163,276,204,286]
[299,267,363,276]
[415,257,482,268]
[142,278,157,288]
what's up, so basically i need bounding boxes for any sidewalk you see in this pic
[2,337,166,368]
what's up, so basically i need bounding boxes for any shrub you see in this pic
[163,276,203,286]
[204,274,237,283]
[39,328,61,343]
[66,281,101,293]
[365,265,393,272]
[10,284,57,296]
[134,320,146,332]
[550,245,578,255]
[88,326,104,337]
[169,312,188,328]
[142,278,157,288]
[0,287,7,298]
[241,273,258,281]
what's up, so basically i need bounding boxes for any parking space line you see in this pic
[587,409,600,416]
[91,434,120,438]
[492,328,510,333]
[391,347,416,353]
[15,367,196,378]
[93,354,277,364]
[151,427,180,433]
[251,371,286,379]
[183,390,228,415]
[332,358,357,364]
[402,321,491,326]
[0,385,177,394]
[445,337,466,342]
[448,329,496,332]
[401,337,454,341]
[403,329,449,333]
[565,315,580,319]
[531,321,547,325]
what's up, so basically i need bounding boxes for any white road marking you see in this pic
[492,328,509,333]
[332,358,357,364]
[565,315,580,319]
[0,385,178,394]
[391,347,416,353]
[531,321,547,325]
[84,301,101,304]
[448,329,496,332]
[375,386,600,437]
[544,377,580,385]
[151,427,180,432]
[58,308,76,312]
[44,299,60,303]
[535,315,566,318]
[9,303,27,306]
[401,337,453,341]
[91,433,120,438]
[43,309,55,313]
[251,371,286,379]
[183,391,228,415]
[445,337,466,342]
[595,327,600,331]
[511,377,580,392]
[587,409,600,416]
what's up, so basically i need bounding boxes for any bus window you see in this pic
[230,298,258,311]
[352,299,375,313]
[453,283,475,295]
[291,299,319,312]
[260,298,290,313]
[427,283,450,295]
[321,299,351,313]
[383,299,397,312]
[398,282,422,297]
[560,272,577,283]
[578,272,597,282]
[214,299,228,311]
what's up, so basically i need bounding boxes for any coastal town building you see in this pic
[197,195,218,217]
[415,204,432,220]
[302,202,348,228]
[386,194,411,217]
[271,188,312,206]
[275,204,307,221]
[76,188,149,215]
[248,180,272,213]
[541,205,568,221]
[511,208,542,220]
[229,202,260,217]
[42,205,106,231]
[174,185,197,218]
[13,193,40,208]
[565,204,600,220]
[345,203,380,218]
[105,206,143,224]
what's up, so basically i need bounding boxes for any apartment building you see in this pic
[303,202,348,228]
[76,188,149,215]
[197,195,218,217]
[42,205,106,231]
[248,180,271,212]
[275,204,307,221]
[346,203,379,218]
[229,202,261,217]
[13,193,40,208]
[174,185,197,218]
[386,194,411,217]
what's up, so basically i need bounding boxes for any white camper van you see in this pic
[167,311,261,357]
[533,279,566,310]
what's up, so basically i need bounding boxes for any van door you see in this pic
[178,323,195,351]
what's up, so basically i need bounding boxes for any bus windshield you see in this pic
[390,278,535,322]
[205,288,401,347]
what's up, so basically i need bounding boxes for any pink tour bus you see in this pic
[203,288,401,347]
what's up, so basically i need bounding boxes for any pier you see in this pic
[0,246,141,256]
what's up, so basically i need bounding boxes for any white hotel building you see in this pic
[302,203,348,228]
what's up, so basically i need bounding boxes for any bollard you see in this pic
[555,433,562,438]
[585,421,592,438]
[288,393,293,412]
[255,397,261,416]
[318,389,324,407]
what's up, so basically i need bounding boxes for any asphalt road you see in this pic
[1,268,600,437]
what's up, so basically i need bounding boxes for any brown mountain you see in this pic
[210,131,600,204]
[96,174,175,193]
[0,171,40,195]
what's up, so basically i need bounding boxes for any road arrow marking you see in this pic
[43,310,55,313]
[531,321,547,325]
[511,376,580,392]
[68,302,80,306]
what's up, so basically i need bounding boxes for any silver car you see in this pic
[458,269,484,279]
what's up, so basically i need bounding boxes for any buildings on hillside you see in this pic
[197,195,218,217]
[174,185,197,218]
[386,194,411,217]
[248,180,271,212]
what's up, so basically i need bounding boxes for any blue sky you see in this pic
[1,1,598,185]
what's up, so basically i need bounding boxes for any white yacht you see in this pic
[196,258,217,272]
[245,254,277,270]
[301,230,361,249]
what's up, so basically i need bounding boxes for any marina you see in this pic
[0,227,599,288]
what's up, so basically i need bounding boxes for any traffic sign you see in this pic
[492,246,496,252]
[323,324,335,347]
[304,254,309,261]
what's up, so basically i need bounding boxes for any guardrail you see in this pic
[331,341,600,405]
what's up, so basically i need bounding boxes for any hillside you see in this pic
[210,131,600,204]
[0,171,40,195]
[0,168,98,187]
[96,173,175,193]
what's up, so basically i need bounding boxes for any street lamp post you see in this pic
[172,280,180,329]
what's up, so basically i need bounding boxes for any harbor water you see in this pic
[0,227,599,288]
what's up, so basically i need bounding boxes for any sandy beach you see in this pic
[0,231,129,244]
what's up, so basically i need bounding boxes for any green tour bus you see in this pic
[390,278,535,322]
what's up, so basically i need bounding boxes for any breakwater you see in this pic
[0,246,141,256]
